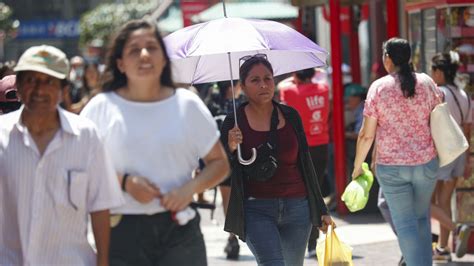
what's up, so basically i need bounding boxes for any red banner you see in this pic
[181,0,210,27]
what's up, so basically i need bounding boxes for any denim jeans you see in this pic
[244,197,312,266]
[376,158,438,266]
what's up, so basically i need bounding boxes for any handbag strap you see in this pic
[268,103,279,153]
[444,85,470,123]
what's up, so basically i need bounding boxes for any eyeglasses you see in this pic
[239,53,268,67]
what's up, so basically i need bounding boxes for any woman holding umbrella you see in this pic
[81,19,229,265]
[221,54,333,266]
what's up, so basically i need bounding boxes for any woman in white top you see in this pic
[430,51,472,260]
[81,19,229,265]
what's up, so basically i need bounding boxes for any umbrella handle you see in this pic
[237,144,256,165]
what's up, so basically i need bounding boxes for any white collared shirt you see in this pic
[0,106,124,265]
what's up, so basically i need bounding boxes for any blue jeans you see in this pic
[244,197,312,266]
[376,158,438,266]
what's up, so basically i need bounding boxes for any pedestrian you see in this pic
[344,83,368,179]
[278,68,331,258]
[352,37,441,266]
[70,61,102,113]
[0,45,124,265]
[0,75,21,114]
[69,56,86,103]
[81,19,230,266]
[0,60,16,79]
[221,54,333,266]
[207,80,246,259]
[430,51,473,260]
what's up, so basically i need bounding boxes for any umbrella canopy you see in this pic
[164,17,328,84]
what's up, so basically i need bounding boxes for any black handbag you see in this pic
[241,104,279,182]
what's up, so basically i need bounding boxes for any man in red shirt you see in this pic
[279,68,330,258]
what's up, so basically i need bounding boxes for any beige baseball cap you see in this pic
[14,45,70,80]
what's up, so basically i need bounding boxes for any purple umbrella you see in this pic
[164,14,328,165]
[165,17,327,84]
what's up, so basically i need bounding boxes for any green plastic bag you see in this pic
[341,162,374,212]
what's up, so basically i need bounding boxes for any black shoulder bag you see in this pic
[241,105,279,182]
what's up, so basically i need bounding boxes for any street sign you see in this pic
[17,20,80,39]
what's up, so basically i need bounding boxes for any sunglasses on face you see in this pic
[239,53,268,67]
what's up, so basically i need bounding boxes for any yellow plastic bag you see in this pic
[316,225,353,266]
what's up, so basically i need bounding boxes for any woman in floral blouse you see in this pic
[352,38,441,266]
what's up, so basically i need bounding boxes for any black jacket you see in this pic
[220,101,328,241]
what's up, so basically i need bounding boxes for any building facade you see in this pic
[3,0,106,61]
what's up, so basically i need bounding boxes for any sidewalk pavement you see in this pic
[199,191,474,266]
[85,190,474,265]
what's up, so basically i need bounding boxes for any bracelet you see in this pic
[121,173,129,192]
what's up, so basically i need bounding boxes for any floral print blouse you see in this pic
[364,73,442,165]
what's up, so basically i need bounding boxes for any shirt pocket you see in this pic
[66,171,88,211]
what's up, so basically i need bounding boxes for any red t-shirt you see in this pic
[280,82,330,146]
[240,110,307,199]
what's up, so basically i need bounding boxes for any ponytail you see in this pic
[398,63,416,98]
[383,38,416,98]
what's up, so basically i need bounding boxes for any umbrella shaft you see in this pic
[222,0,227,18]
[227,52,238,127]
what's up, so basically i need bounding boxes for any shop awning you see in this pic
[191,2,298,23]
[291,0,366,6]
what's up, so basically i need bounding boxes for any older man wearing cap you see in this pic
[0,45,124,265]
[344,83,368,179]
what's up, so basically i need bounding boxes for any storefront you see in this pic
[406,0,474,92]
[406,0,474,254]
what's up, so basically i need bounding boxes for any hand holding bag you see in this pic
[429,84,469,167]
[316,225,353,266]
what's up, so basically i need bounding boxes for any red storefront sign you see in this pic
[181,0,210,27]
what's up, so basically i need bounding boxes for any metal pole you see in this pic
[349,5,361,84]
[330,0,348,215]
[386,0,399,38]
[222,0,227,18]
[227,52,256,165]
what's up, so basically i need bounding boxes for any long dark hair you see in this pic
[431,52,460,86]
[102,19,174,91]
[383,38,416,98]
[295,68,315,82]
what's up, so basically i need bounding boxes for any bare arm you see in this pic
[352,116,377,179]
[463,123,471,154]
[370,140,377,173]
[160,141,230,211]
[91,210,111,266]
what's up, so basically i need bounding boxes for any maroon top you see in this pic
[240,110,307,198]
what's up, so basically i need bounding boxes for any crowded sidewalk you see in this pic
[199,190,474,266]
